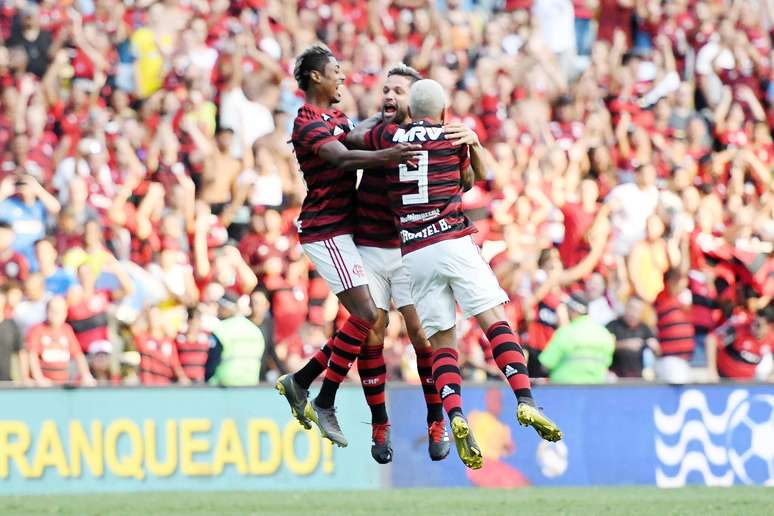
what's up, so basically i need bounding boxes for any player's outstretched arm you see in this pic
[344,114,383,150]
[318,139,422,171]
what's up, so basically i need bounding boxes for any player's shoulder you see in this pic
[293,104,322,127]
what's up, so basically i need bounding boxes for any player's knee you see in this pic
[353,303,379,326]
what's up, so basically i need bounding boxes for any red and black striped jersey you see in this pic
[354,168,401,248]
[291,103,355,244]
[655,290,695,359]
[715,313,771,379]
[364,120,473,254]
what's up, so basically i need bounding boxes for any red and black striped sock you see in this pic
[416,347,443,423]
[431,347,463,419]
[486,321,533,405]
[316,315,372,408]
[293,336,333,390]
[357,345,388,424]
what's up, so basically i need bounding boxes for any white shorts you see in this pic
[357,246,413,311]
[301,234,369,294]
[402,236,509,338]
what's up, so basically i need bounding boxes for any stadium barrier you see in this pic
[0,383,772,493]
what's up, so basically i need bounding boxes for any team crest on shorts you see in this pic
[352,264,365,277]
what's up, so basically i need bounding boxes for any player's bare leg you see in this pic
[429,327,482,470]
[399,304,450,461]
[358,308,392,464]
[475,305,562,442]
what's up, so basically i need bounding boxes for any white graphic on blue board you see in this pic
[654,389,774,486]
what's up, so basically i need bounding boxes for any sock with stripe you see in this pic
[416,347,444,424]
[486,321,534,405]
[293,336,333,390]
[357,344,388,424]
[431,347,464,420]
[315,315,372,408]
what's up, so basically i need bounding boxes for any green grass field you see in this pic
[2,487,773,516]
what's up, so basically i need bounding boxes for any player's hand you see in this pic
[382,143,423,165]
[443,122,480,146]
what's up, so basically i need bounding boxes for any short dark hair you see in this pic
[386,64,422,84]
[294,45,335,91]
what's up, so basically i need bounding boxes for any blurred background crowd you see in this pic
[0,0,772,388]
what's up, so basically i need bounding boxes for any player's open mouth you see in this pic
[383,104,397,116]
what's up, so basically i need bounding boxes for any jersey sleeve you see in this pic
[363,122,398,150]
[459,144,471,172]
[297,119,339,155]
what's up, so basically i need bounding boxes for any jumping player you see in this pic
[351,65,496,464]
[278,65,463,465]
[275,45,420,448]
[357,79,562,470]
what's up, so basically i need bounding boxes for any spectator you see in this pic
[205,293,264,387]
[66,259,132,354]
[606,296,659,378]
[7,4,53,78]
[175,308,212,383]
[654,268,697,383]
[34,238,76,296]
[0,285,24,383]
[586,272,617,326]
[711,305,773,381]
[539,292,615,383]
[0,221,28,284]
[88,340,114,386]
[13,273,48,338]
[133,306,191,386]
[26,296,96,387]
[0,175,60,269]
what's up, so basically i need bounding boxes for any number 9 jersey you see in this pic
[364,120,475,255]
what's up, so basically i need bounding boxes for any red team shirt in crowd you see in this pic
[363,120,473,255]
[715,313,772,379]
[67,291,111,353]
[134,334,183,385]
[175,330,210,382]
[26,323,82,384]
[655,290,696,359]
[291,103,355,244]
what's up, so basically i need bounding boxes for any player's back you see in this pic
[291,103,356,244]
[368,120,474,254]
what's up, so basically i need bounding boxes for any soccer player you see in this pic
[357,79,563,470]
[274,45,420,448]
[351,65,458,464]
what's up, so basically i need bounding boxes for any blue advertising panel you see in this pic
[0,387,379,494]
[388,383,774,488]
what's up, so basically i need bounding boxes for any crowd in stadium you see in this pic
[0,0,772,388]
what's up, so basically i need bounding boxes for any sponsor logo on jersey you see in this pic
[400,219,452,243]
[399,208,440,224]
[392,126,444,143]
